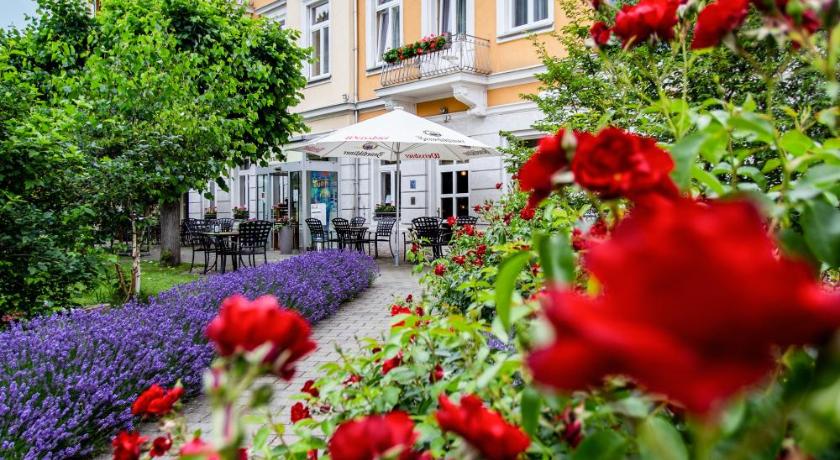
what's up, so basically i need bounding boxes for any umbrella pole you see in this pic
[394,149,401,266]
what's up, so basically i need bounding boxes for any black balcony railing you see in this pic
[380,34,491,87]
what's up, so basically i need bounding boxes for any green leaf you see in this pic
[520,387,542,436]
[691,165,726,196]
[637,416,689,460]
[779,130,814,156]
[572,430,628,460]
[534,231,575,284]
[494,251,531,331]
[669,131,706,191]
[801,198,840,267]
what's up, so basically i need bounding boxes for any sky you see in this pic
[1,0,37,30]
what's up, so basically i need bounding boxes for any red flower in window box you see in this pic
[528,198,840,414]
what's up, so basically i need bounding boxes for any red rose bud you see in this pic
[405,294,414,303]
[612,0,679,46]
[484,203,492,211]
[519,130,572,208]
[530,263,540,276]
[520,206,536,221]
[149,435,172,458]
[131,384,183,418]
[495,182,503,189]
[329,412,423,460]
[411,243,420,253]
[527,198,840,414]
[430,364,445,383]
[464,225,475,236]
[301,379,320,398]
[589,21,612,45]
[473,204,482,212]
[343,374,362,385]
[453,255,466,265]
[205,295,316,380]
[434,264,446,276]
[382,352,404,375]
[572,128,678,201]
[307,450,318,460]
[435,394,530,460]
[291,402,312,424]
[560,408,583,448]
[391,305,412,316]
[692,0,749,49]
[112,431,147,460]
[446,216,457,226]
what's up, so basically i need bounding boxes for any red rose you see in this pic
[495,182,503,189]
[205,295,316,379]
[527,198,840,414]
[612,0,679,46]
[391,304,412,316]
[131,384,183,418]
[291,402,312,423]
[328,412,425,460]
[410,243,420,253]
[343,374,362,385]
[518,130,572,208]
[435,394,530,460]
[405,294,414,303]
[572,128,678,201]
[520,206,536,221]
[464,225,475,236]
[453,255,466,265]
[446,216,457,226]
[301,379,320,398]
[307,449,318,460]
[112,431,147,460]
[149,435,172,458]
[382,352,404,375]
[560,408,583,448]
[692,0,750,48]
[473,204,482,212]
[430,364,445,383]
[434,264,446,276]
[571,219,609,251]
[589,21,612,45]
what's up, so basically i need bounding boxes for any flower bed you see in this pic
[0,250,377,459]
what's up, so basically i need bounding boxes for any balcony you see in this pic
[379,34,491,88]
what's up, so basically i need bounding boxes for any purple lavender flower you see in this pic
[0,250,377,459]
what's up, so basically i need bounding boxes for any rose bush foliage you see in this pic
[115,0,840,458]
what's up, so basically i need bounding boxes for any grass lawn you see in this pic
[73,258,201,306]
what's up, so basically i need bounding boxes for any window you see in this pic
[498,0,552,37]
[239,176,248,207]
[307,1,330,79]
[437,0,467,35]
[439,163,469,218]
[262,1,287,27]
[371,0,401,67]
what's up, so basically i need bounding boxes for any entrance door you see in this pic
[439,161,469,218]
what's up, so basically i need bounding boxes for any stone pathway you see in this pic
[95,258,419,458]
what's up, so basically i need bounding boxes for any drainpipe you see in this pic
[352,0,361,218]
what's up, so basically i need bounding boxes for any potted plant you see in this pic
[374,203,396,219]
[204,206,217,219]
[232,206,248,220]
[275,216,294,254]
[382,33,451,64]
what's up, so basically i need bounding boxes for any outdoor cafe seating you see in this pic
[183,218,273,273]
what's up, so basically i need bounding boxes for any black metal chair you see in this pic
[363,217,396,258]
[332,218,366,251]
[305,218,336,251]
[457,215,478,226]
[185,219,217,274]
[350,216,366,226]
[180,218,196,245]
[236,220,273,267]
[411,217,445,259]
[216,218,235,232]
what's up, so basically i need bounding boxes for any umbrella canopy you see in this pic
[289,107,500,265]
[290,107,498,161]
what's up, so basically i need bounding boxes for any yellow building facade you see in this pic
[192,0,564,242]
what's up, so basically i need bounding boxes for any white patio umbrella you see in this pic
[290,107,499,265]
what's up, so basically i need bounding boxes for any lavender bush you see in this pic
[0,250,377,459]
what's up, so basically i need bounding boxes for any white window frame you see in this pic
[260,1,287,27]
[438,161,470,218]
[422,0,474,36]
[496,0,553,41]
[304,0,331,82]
[366,0,402,71]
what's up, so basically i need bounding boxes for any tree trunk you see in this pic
[160,200,182,266]
[130,215,141,298]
